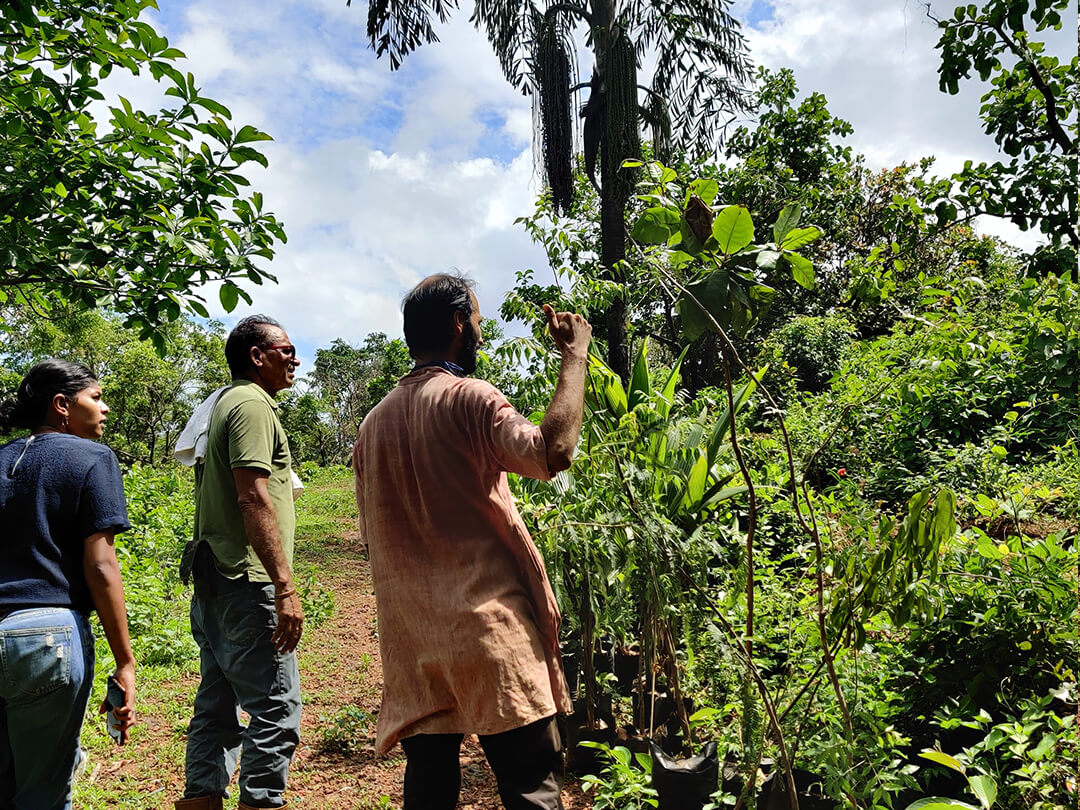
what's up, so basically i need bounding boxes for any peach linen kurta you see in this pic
[353,366,572,755]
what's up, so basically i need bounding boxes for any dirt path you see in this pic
[290,530,592,809]
[81,525,592,809]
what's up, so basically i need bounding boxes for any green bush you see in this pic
[783,271,1078,502]
[756,314,856,399]
[110,464,198,667]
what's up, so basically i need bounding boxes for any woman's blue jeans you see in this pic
[0,608,94,810]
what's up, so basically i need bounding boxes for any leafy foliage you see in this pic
[579,743,657,808]
[928,0,1077,247]
[0,0,287,347]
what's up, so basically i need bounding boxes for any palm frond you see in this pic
[639,0,753,151]
[364,0,462,70]
[470,0,542,89]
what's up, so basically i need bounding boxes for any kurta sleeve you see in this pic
[480,386,552,481]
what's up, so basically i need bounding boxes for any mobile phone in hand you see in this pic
[105,676,125,744]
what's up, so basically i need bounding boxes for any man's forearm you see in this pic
[238,498,294,591]
[540,351,588,472]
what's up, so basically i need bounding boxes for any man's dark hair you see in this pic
[402,274,476,359]
[225,315,283,378]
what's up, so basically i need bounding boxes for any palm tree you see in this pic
[353,0,752,379]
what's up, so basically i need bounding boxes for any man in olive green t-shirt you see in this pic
[177,315,304,810]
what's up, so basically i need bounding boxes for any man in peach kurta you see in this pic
[353,274,591,810]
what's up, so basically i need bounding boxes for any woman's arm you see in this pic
[84,530,136,744]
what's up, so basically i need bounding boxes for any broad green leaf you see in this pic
[219,283,239,312]
[194,96,232,119]
[684,452,708,508]
[234,124,273,144]
[931,488,957,543]
[605,378,628,417]
[919,750,965,773]
[772,203,802,243]
[632,206,681,244]
[785,251,815,289]
[689,707,724,723]
[904,801,980,810]
[183,239,212,260]
[756,249,781,269]
[702,485,749,508]
[688,177,719,206]
[966,776,997,810]
[669,250,695,268]
[712,205,754,254]
[628,339,650,410]
[678,269,769,341]
[779,226,821,250]
[677,273,729,341]
[976,534,1004,560]
[1028,733,1055,760]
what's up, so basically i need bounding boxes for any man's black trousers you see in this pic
[400,715,564,810]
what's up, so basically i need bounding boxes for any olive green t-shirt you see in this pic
[193,380,295,582]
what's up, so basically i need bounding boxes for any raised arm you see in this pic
[540,304,592,473]
[233,467,304,653]
[84,530,135,744]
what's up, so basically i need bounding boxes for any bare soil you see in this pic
[84,529,592,809]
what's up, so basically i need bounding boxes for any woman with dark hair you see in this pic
[0,359,136,810]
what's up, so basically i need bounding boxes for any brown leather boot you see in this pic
[173,797,224,810]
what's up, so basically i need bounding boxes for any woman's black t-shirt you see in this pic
[0,433,131,614]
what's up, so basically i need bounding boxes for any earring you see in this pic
[60,414,69,432]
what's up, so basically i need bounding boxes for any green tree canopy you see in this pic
[930,0,1077,247]
[0,0,287,350]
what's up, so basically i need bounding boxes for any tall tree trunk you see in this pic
[601,186,629,380]
[592,0,638,382]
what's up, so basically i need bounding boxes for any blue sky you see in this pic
[101,0,1076,363]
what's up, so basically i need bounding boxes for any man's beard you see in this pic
[457,328,479,375]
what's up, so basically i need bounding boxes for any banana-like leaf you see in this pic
[698,470,740,506]
[628,339,650,411]
[706,366,767,468]
[605,378,627,417]
[702,485,749,509]
[587,353,628,418]
[682,452,708,510]
[656,346,689,419]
